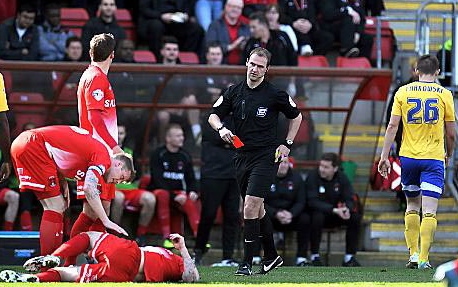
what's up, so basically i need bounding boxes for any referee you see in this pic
[209,47,302,275]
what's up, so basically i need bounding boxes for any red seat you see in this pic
[8,92,47,137]
[116,9,136,42]
[336,56,372,68]
[133,50,156,63]
[179,52,200,64]
[52,71,77,102]
[298,55,330,68]
[365,17,396,63]
[60,8,89,37]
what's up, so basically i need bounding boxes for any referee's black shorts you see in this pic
[235,147,277,198]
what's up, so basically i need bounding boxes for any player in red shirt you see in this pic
[1,233,199,283]
[10,125,132,255]
[73,33,124,240]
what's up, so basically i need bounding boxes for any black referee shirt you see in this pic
[211,79,300,151]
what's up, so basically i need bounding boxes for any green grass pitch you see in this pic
[0,266,443,287]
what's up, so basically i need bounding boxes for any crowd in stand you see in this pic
[0,0,375,268]
[0,0,380,64]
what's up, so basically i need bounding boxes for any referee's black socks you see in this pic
[260,215,278,259]
[243,218,260,265]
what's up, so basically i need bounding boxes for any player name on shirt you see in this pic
[406,85,444,93]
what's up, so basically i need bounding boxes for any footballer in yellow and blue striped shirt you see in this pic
[378,55,456,269]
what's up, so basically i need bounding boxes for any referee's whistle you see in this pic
[232,135,244,148]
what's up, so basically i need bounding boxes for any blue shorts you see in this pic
[400,156,444,199]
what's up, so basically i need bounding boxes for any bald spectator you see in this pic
[81,0,126,60]
[206,0,250,65]
[0,3,39,61]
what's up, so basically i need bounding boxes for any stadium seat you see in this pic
[8,92,47,137]
[51,71,77,102]
[298,55,330,68]
[133,50,157,63]
[115,9,136,42]
[336,56,372,69]
[60,8,89,37]
[365,17,396,64]
[179,51,200,64]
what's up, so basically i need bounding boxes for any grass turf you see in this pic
[0,266,442,286]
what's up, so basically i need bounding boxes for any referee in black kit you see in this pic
[208,47,302,276]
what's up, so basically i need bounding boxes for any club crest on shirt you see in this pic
[163,162,169,170]
[177,161,184,170]
[256,107,268,117]
[92,89,104,101]
[48,176,57,187]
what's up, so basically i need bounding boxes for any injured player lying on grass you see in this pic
[0,232,199,283]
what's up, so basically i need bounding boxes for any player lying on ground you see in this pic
[0,232,199,283]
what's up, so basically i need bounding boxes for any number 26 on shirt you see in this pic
[407,98,439,124]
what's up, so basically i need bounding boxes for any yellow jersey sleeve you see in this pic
[391,87,404,117]
[443,90,455,122]
[0,73,8,112]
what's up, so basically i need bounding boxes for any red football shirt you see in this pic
[141,246,184,282]
[77,65,118,149]
[36,125,111,180]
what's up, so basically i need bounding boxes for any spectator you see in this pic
[199,42,234,104]
[0,179,19,231]
[436,39,452,87]
[194,98,240,267]
[149,124,200,247]
[114,38,135,63]
[316,0,373,59]
[111,124,156,246]
[38,3,74,61]
[137,0,204,60]
[62,36,83,61]
[265,158,310,266]
[264,4,298,52]
[0,3,39,61]
[364,0,385,16]
[81,0,126,60]
[156,37,201,148]
[206,0,250,65]
[243,0,277,18]
[243,11,297,66]
[305,152,362,267]
[278,0,334,56]
[195,0,224,32]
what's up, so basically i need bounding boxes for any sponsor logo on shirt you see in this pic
[163,171,185,180]
[104,99,116,108]
[256,107,268,117]
[92,89,104,101]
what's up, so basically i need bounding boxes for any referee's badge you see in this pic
[213,96,223,107]
[256,107,268,117]
[288,96,297,107]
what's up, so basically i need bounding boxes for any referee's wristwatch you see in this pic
[284,139,293,149]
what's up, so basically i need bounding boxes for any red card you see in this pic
[232,135,244,148]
